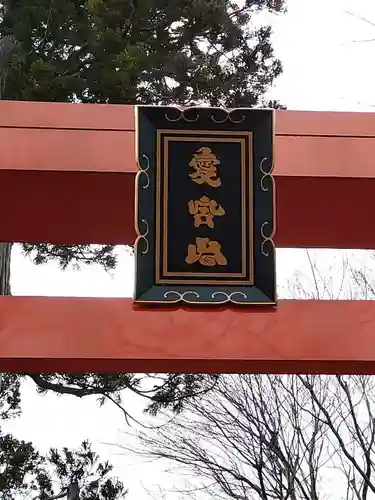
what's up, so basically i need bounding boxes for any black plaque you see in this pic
[134,106,276,306]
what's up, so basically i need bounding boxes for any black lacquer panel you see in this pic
[134,106,276,306]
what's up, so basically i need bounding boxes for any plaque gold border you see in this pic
[134,105,277,306]
[155,129,254,286]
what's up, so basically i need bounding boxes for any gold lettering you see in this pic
[185,237,227,267]
[188,196,225,228]
[189,147,221,187]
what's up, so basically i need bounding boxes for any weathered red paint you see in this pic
[1,101,374,248]
[0,297,374,374]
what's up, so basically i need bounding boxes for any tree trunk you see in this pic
[0,243,12,295]
[0,29,17,296]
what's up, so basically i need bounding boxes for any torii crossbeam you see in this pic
[1,100,374,373]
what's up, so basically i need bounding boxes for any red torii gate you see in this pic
[1,100,375,374]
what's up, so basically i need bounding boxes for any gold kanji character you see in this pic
[185,237,227,267]
[189,147,221,188]
[188,196,225,228]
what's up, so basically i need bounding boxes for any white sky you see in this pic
[5,0,375,498]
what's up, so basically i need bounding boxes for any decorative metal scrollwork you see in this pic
[260,157,273,192]
[139,153,150,189]
[211,108,246,124]
[164,106,200,123]
[137,219,149,255]
[164,291,200,303]
[211,291,248,304]
[260,221,274,257]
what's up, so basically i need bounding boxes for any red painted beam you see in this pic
[1,101,375,248]
[0,296,374,374]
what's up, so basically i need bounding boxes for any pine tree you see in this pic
[0,0,284,415]
[2,0,284,106]
[0,375,125,499]
[0,2,285,494]
[0,436,126,500]
[1,0,285,270]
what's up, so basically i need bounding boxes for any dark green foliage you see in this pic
[145,373,219,415]
[0,372,216,497]
[0,375,126,499]
[0,3,284,494]
[0,433,42,499]
[2,0,284,268]
[0,0,284,422]
[0,373,22,420]
[2,0,284,106]
[0,437,126,500]
[0,372,217,422]
[22,244,118,270]
[26,372,218,416]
